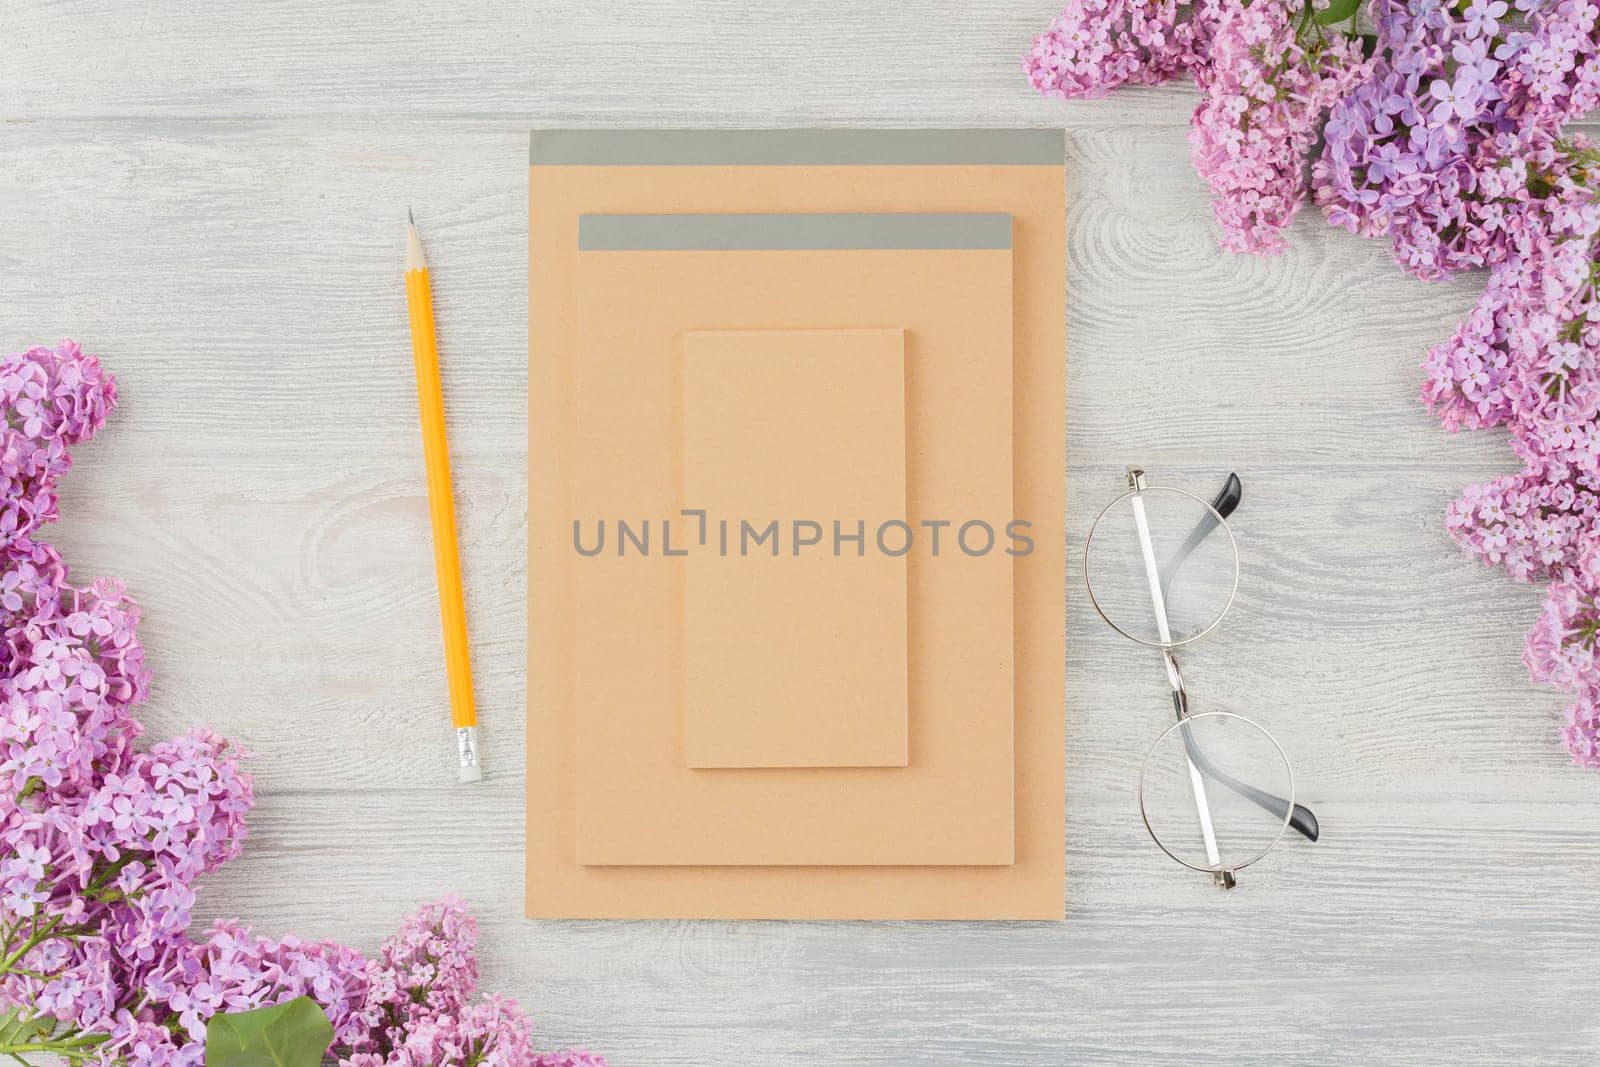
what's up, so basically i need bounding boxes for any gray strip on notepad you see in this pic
[532,129,1062,166]
[577,213,1012,251]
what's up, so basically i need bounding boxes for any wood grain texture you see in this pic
[3,3,1599,1063]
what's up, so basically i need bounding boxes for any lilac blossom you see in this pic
[1464,0,1509,39]
[1189,0,1370,252]
[1023,0,1224,99]
[1561,687,1600,767]
[1315,0,1599,279]
[0,341,605,1063]
[1027,0,1600,765]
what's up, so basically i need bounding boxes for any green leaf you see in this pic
[204,997,334,1067]
[1314,0,1362,24]
[0,1007,52,1048]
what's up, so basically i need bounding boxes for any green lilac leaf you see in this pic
[1315,0,1362,24]
[203,997,334,1067]
[0,1008,53,1046]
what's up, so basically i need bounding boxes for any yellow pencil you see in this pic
[405,209,482,783]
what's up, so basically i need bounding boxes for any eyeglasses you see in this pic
[1083,467,1320,888]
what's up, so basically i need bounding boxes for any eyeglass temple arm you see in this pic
[1160,472,1320,843]
[1167,654,1320,842]
[1158,472,1241,605]
[1179,721,1321,841]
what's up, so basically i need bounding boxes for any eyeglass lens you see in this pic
[1140,711,1294,873]
[1085,485,1237,646]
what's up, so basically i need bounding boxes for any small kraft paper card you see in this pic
[680,327,910,771]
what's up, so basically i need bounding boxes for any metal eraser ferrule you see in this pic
[456,725,483,783]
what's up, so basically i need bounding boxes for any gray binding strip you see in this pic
[577,212,1012,251]
[532,129,1062,166]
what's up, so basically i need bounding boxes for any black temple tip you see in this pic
[1289,802,1320,842]
[1212,473,1243,520]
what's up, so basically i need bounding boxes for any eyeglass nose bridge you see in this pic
[1161,647,1188,720]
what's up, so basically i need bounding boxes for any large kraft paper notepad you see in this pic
[571,216,1014,868]
[528,129,1066,919]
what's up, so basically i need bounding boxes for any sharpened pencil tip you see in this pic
[405,210,427,270]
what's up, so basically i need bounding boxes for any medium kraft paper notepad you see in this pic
[571,215,1013,867]
[527,129,1066,919]
[680,327,910,770]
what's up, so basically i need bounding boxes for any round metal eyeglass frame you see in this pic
[1084,467,1321,888]
[1083,483,1239,648]
[1137,710,1295,879]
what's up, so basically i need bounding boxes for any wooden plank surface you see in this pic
[3,4,1598,1063]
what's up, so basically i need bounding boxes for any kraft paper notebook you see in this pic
[528,128,1066,920]
[570,215,1014,867]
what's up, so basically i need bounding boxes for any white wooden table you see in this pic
[4,4,1598,1063]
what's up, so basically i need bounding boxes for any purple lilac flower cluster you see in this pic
[1524,529,1600,763]
[1027,0,1600,765]
[1192,0,1371,252]
[0,342,603,1062]
[1317,0,1599,278]
[1024,0,1373,250]
[1024,0,1222,99]
[341,895,604,1067]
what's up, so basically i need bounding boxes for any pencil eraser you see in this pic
[458,762,484,784]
